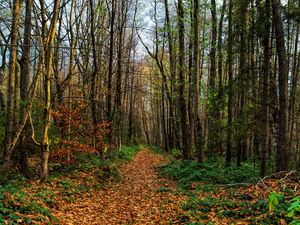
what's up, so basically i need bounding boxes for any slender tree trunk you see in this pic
[107,0,115,121]
[272,0,289,171]
[237,0,248,166]
[260,0,271,176]
[193,0,203,162]
[217,0,226,155]
[0,46,6,111]
[288,14,299,154]
[114,0,126,149]
[164,0,176,150]
[19,0,33,177]
[40,0,60,182]
[226,0,233,166]
[89,0,98,127]
[3,0,21,167]
[178,0,191,159]
[207,0,218,154]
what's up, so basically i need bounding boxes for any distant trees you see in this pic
[143,0,300,175]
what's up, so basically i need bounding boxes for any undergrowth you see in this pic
[157,159,259,188]
[0,145,141,224]
[0,184,58,224]
[156,151,299,224]
[108,145,140,161]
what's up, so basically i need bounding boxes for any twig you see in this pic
[279,170,296,181]
[256,170,297,190]
[218,182,251,187]
[256,177,270,191]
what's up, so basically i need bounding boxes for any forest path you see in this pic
[56,149,186,224]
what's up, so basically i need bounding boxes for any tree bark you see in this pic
[19,0,34,177]
[40,0,60,182]
[193,0,203,162]
[3,0,21,167]
[178,0,192,159]
[260,0,271,176]
[226,0,233,167]
[272,0,289,171]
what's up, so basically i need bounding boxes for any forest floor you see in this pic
[54,148,187,224]
[1,147,299,224]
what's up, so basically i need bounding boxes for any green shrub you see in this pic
[157,159,259,188]
[148,145,163,154]
[182,197,215,212]
[109,145,140,161]
[0,168,27,185]
[0,184,57,224]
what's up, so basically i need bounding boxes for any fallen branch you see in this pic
[256,170,297,190]
[256,177,270,191]
[218,182,251,187]
[279,170,296,181]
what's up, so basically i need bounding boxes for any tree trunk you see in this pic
[19,0,33,177]
[193,0,203,162]
[3,0,21,167]
[178,0,191,159]
[164,0,176,150]
[207,0,218,154]
[226,0,233,167]
[272,0,289,171]
[40,0,60,182]
[237,0,248,166]
[260,0,271,176]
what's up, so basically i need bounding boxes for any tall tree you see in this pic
[226,0,233,167]
[19,0,34,176]
[178,0,192,159]
[259,0,271,176]
[3,0,22,167]
[272,0,289,171]
[193,0,203,162]
[207,0,218,155]
[236,0,248,166]
[40,0,60,182]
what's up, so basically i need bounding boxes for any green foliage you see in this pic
[158,159,259,189]
[109,145,140,161]
[252,199,268,213]
[0,146,140,224]
[287,196,300,220]
[179,193,266,223]
[0,168,27,186]
[182,196,215,212]
[259,191,300,224]
[148,145,164,154]
[268,191,284,212]
[0,184,57,224]
[34,189,57,208]
[195,184,217,193]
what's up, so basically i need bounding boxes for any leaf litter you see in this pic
[54,149,187,224]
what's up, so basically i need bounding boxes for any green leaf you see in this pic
[287,210,294,217]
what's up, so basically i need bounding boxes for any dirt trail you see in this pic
[55,149,185,225]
